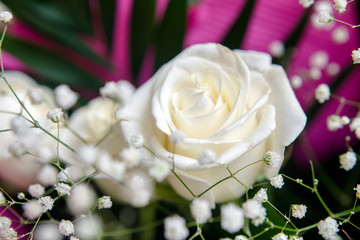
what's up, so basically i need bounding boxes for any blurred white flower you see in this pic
[190,198,212,224]
[164,215,189,240]
[54,84,79,110]
[318,217,339,239]
[339,151,357,171]
[221,203,244,233]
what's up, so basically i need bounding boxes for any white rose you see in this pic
[120,43,306,204]
[0,71,57,189]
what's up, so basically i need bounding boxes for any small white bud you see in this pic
[17,192,25,200]
[47,108,64,123]
[149,159,171,182]
[327,114,343,131]
[263,151,282,168]
[0,191,6,205]
[333,0,348,13]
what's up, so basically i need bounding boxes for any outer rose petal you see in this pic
[263,66,307,178]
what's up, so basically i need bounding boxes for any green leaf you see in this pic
[131,0,156,82]
[222,0,257,49]
[2,0,108,67]
[3,36,103,90]
[154,0,186,72]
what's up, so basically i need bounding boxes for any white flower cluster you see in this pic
[339,151,357,171]
[164,215,189,240]
[315,84,330,104]
[0,217,18,240]
[317,217,339,239]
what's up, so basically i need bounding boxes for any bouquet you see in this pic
[0,0,360,239]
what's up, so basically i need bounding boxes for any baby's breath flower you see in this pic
[169,130,186,144]
[254,188,268,203]
[354,184,360,198]
[327,114,343,131]
[98,196,112,209]
[0,227,17,240]
[38,196,54,213]
[149,159,171,182]
[190,198,212,224]
[271,175,284,189]
[0,11,13,24]
[0,192,6,205]
[47,108,64,123]
[58,220,74,236]
[318,217,339,239]
[23,200,42,220]
[198,148,217,165]
[251,206,266,227]
[55,183,71,196]
[333,0,347,13]
[70,236,80,240]
[351,48,360,64]
[221,203,244,233]
[28,184,45,198]
[263,151,282,168]
[242,199,265,220]
[0,216,11,230]
[299,0,314,8]
[319,10,333,24]
[339,151,357,171]
[235,235,248,240]
[315,84,331,104]
[291,204,307,219]
[54,84,79,110]
[289,236,303,240]
[272,232,288,240]
[164,215,189,240]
